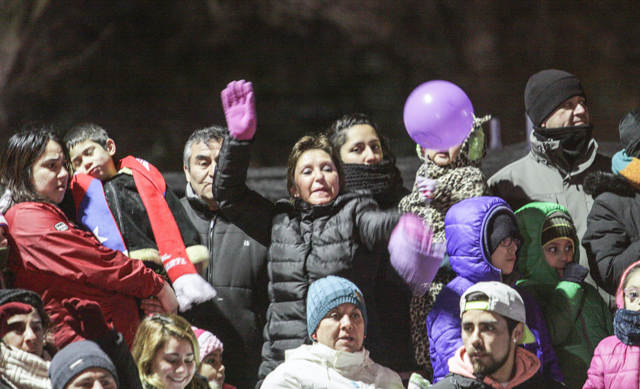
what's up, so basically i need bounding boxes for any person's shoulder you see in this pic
[521,372,565,388]
[428,373,479,388]
[488,154,532,182]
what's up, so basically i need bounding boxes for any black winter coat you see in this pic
[583,171,640,295]
[429,373,565,389]
[181,189,269,389]
[211,135,401,386]
[259,192,401,380]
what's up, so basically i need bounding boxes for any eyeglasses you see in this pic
[499,236,522,248]
[624,288,640,302]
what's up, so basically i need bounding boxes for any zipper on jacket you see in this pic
[207,214,216,285]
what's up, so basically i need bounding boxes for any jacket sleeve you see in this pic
[260,364,302,389]
[355,199,401,251]
[212,134,274,247]
[582,343,605,389]
[582,195,640,295]
[427,286,463,383]
[545,281,586,346]
[95,330,143,389]
[9,205,164,298]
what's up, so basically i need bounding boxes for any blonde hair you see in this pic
[132,315,200,389]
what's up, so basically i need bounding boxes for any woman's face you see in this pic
[425,144,462,166]
[313,303,365,353]
[291,149,340,205]
[2,308,44,357]
[542,238,574,277]
[151,336,196,389]
[200,350,225,388]
[32,140,69,205]
[624,271,640,311]
[339,125,383,165]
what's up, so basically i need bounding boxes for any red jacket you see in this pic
[5,202,165,348]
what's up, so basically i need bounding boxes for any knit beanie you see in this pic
[49,340,119,389]
[541,212,578,248]
[485,209,522,256]
[192,327,224,362]
[620,108,640,158]
[525,69,585,127]
[306,276,367,340]
[0,289,48,327]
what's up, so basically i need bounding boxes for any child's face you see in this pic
[624,271,640,311]
[542,238,574,277]
[426,144,462,166]
[69,139,118,181]
[199,349,224,388]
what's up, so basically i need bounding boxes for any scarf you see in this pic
[399,116,490,241]
[614,309,640,346]
[533,124,593,167]
[342,156,406,210]
[0,342,50,389]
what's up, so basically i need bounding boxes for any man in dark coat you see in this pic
[430,282,564,389]
[180,126,271,389]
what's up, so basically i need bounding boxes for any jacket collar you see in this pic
[286,343,372,370]
[448,345,540,389]
[529,131,599,177]
[184,183,216,219]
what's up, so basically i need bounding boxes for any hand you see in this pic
[388,213,446,295]
[416,176,437,203]
[221,80,257,140]
[62,298,111,340]
[155,282,179,315]
[561,262,589,284]
[0,302,33,338]
[140,296,167,317]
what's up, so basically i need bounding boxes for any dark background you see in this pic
[1,0,639,171]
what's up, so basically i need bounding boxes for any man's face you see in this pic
[184,139,222,210]
[461,309,519,378]
[542,95,589,129]
[64,367,117,389]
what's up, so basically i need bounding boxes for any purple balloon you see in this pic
[403,80,475,150]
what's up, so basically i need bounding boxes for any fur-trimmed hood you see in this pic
[584,170,636,199]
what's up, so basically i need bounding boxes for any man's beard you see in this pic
[470,347,510,377]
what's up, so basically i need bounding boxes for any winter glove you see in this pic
[221,80,257,140]
[63,298,111,340]
[0,302,33,338]
[388,213,446,295]
[561,262,589,284]
[416,176,437,203]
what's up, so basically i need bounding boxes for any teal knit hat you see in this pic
[307,276,367,339]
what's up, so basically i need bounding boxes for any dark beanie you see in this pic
[620,108,640,158]
[485,210,521,256]
[525,69,585,127]
[49,340,119,389]
[542,212,578,248]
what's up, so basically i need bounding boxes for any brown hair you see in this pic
[0,126,69,205]
[286,134,345,201]
[132,315,200,389]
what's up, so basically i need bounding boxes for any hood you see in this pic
[285,343,372,371]
[445,196,513,283]
[529,130,599,176]
[584,170,636,199]
[616,260,640,309]
[515,202,578,283]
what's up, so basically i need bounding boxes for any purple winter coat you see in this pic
[426,196,563,383]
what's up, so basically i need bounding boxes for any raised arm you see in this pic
[213,80,274,247]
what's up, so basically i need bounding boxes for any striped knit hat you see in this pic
[541,212,577,248]
[192,327,223,362]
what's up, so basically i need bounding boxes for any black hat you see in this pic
[49,340,119,389]
[620,108,640,158]
[542,212,578,249]
[525,69,585,127]
[485,209,522,257]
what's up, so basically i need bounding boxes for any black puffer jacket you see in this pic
[211,135,401,386]
[181,187,269,389]
[583,171,640,295]
[259,192,401,380]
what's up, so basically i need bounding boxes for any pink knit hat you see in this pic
[192,327,224,362]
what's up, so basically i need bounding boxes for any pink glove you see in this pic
[221,80,257,140]
[388,213,446,295]
[416,176,437,203]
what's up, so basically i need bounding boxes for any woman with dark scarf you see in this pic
[325,113,416,377]
[584,259,640,389]
[397,116,491,380]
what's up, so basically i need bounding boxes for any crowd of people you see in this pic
[0,68,638,389]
